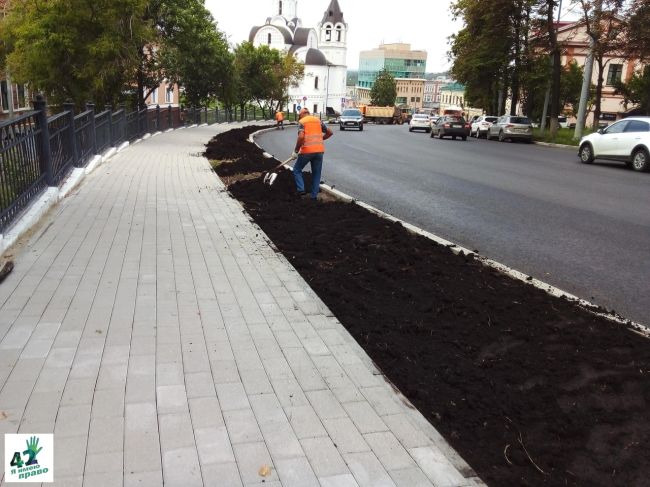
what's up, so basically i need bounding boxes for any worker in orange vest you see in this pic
[291,108,333,200]
[275,109,285,130]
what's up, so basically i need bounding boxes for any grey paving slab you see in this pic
[0,123,483,487]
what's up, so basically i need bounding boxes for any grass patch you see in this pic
[533,127,596,146]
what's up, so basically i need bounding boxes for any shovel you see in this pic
[263,156,294,186]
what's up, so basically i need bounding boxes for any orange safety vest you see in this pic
[300,115,325,154]
[275,111,284,121]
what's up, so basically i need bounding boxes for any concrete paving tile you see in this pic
[286,404,327,440]
[364,432,416,471]
[343,451,397,487]
[259,420,305,460]
[215,382,249,411]
[382,414,434,449]
[306,389,347,420]
[82,471,123,487]
[188,396,224,429]
[233,441,278,485]
[159,412,196,450]
[300,436,349,478]
[409,446,469,487]
[162,447,203,487]
[87,417,124,454]
[124,470,163,487]
[200,462,243,487]
[389,467,436,487]
[275,456,319,487]
[156,384,189,414]
[318,474,361,487]
[84,451,123,474]
[224,408,264,444]
[343,401,388,434]
[322,417,370,454]
[185,371,217,399]
[195,425,236,465]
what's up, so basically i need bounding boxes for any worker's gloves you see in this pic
[290,151,298,160]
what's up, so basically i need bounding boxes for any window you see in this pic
[315,76,319,90]
[606,64,623,85]
[313,104,318,114]
[410,97,415,102]
[267,33,272,45]
[604,120,628,134]
[151,88,158,104]
[17,84,26,108]
[166,85,174,103]
[336,27,342,42]
[624,120,650,132]
[279,0,282,15]
[326,29,331,41]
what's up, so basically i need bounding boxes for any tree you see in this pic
[370,69,396,106]
[561,60,588,116]
[1,0,152,107]
[232,42,304,117]
[615,64,650,114]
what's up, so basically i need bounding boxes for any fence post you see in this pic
[253,106,256,120]
[86,102,97,154]
[120,103,127,141]
[168,104,172,129]
[203,107,207,124]
[62,101,79,166]
[105,104,114,146]
[156,104,160,132]
[33,94,54,186]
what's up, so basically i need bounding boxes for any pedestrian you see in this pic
[291,108,333,200]
[275,109,285,130]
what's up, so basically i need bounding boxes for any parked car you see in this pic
[470,116,498,138]
[339,109,364,131]
[487,115,533,143]
[578,116,650,172]
[409,113,432,133]
[430,115,470,140]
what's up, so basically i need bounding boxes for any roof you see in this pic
[293,28,312,47]
[321,0,345,24]
[249,24,294,44]
[305,48,328,66]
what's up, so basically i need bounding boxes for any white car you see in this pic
[578,116,650,172]
[409,113,432,133]
[470,116,498,138]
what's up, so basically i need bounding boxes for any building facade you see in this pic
[556,18,638,124]
[249,0,348,115]
[144,81,180,108]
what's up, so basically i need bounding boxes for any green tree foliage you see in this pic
[0,0,230,108]
[615,65,650,114]
[1,0,152,107]
[627,0,650,59]
[370,69,397,106]
[231,42,304,116]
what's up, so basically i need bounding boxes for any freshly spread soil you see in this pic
[205,126,650,487]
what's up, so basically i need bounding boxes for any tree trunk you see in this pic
[547,0,561,139]
[510,3,522,115]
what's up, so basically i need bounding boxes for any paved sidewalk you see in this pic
[0,124,483,486]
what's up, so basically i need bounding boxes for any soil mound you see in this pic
[206,126,650,487]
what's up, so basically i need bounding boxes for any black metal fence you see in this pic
[1,95,272,234]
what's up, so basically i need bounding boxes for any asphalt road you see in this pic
[257,124,650,325]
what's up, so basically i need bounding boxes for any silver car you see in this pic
[409,113,432,133]
[339,109,364,131]
[487,115,533,143]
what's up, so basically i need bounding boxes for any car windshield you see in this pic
[413,114,429,119]
[485,117,498,123]
[342,110,361,116]
[509,117,531,124]
[446,116,463,123]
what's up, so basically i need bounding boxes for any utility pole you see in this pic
[574,0,601,140]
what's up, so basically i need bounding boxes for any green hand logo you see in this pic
[22,436,43,466]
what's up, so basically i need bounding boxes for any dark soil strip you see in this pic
[206,126,650,487]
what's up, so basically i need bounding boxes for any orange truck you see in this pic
[358,105,404,124]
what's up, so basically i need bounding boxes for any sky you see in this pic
[204,0,581,73]
[205,0,463,72]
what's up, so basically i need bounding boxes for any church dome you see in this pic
[305,48,328,66]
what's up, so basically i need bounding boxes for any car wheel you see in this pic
[631,147,650,172]
[487,131,494,140]
[426,129,431,133]
[340,125,345,131]
[578,143,594,164]
[359,124,363,132]
[438,131,444,139]
[409,128,413,132]
[498,131,507,142]
[462,136,467,141]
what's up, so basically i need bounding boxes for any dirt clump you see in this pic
[205,126,650,487]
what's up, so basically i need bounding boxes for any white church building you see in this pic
[249,0,348,115]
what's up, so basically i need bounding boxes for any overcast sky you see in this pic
[205,0,462,72]
[205,0,580,73]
